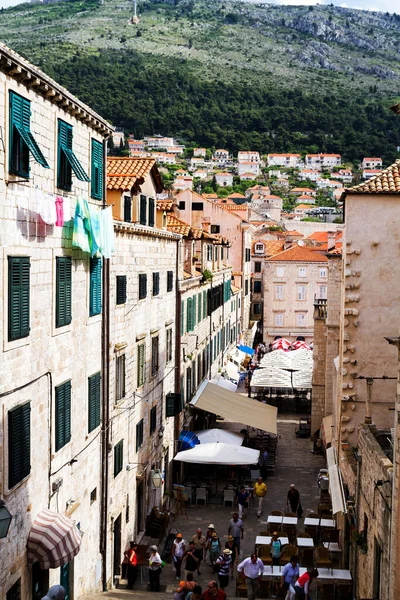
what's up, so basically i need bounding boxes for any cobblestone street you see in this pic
[79,418,325,600]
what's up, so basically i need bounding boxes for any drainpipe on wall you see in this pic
[353,452,362,600]
[100,139,110,592]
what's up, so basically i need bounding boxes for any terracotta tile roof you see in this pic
[291,187,315,193]
[228,193,247,199]
[166,214,191,236]
[345,160,400,194]
[268,153,301,157]
[264,240,285,255]
[295,204,313,209]
[327,247,343,256]
[363,157,382,161]
[183,270,192,280]
[267,245,328,263]
[203,193,218,199]
[107,157,163,192]
[285,230,303,237]
[297,195,315,201]
[307,231,342,243]
[156,200,173,211]
[310,241,343,252]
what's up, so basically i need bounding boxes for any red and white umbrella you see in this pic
[272,338,291,351]
[292,340,311,351]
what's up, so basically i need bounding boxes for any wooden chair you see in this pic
[236,576,247,598]
[259,531,269,537]
[270,510,283,516]
[307,512,319,519]
[280,544,298,564]
[318,503,333,518]
[282,524,297,544]
[315,547,333,568]
[258,544,273,566]
[322,528,340,543]
[297,532,310,538]
[301,547,314,568]
[285,512,296,517]
[305,525,319,542]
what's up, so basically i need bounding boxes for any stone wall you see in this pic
[311,301,327,436]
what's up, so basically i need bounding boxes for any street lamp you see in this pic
[0,499,12,539]
[151,469,163,488]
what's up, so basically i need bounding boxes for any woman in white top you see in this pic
[172,533,186,579]
[149,545,162,592]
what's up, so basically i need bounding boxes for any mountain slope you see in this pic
[1,0,400,161]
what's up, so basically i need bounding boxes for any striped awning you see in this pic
[27,509,82,569]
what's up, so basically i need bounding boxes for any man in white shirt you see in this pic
[237,553,265,600]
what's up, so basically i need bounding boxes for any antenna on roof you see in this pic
[131,0,140,24]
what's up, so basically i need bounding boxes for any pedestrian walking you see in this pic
[206,523,216,543]
[172,532,186,579]
[216,548,232,590]
[207,532,221,571]
[182,541,200,578]
[286,484,300,515]
[270,532,282,566]
[237,553,265,600]
[228,512,244,555]
[191,528,206,575]
[123,541,138,589]
[254,477,267,518]
[41,586,66,600]
[259,448,269,480]
[186,585,203,600]
[174,572,196,600]
[293,568,319,599]
[225,535,238,579]
[236,485,250,519]
[203,581,226,600]
[148,545,162,592]
[280,555,299,595]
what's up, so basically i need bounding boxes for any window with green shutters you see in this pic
[181,300,185,335]
[88,372,101,433]
[139,274,147,300]
[89,257,102,316]
[55,381,71,452]
[116,275,127,305]
[91,138,103,200]
[167,271,173,292]
[56,257,72,328]
[8,256,30,342]
[192,295,196,329]
[9,91,49,178]
[186,297,193,332]
[8,402,30,489]
[151,336,159,376]
[139,195,147,225]
[203,290,207,319]
[153,272,160,296]
[137,343,145,387]
[148,197,155,227]
[197,293,202,323]
[136,419,144,451]
[114,440,123,477]
[57,119,90,191]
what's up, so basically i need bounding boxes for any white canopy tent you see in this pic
[326,447,346,515]
[194,429,244,445]
[174,442,259,465]
[292,370,312,389]
[250,367,292,389]
[190,381,277,435]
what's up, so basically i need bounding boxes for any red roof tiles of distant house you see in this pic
[267,245,328,263]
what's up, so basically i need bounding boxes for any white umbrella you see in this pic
[194,429,244,445]
[173,442,260,465]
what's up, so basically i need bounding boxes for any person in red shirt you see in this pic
[294,568,319,599]
[123,541,138,589]
[202,580,226,600]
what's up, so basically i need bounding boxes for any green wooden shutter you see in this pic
[58,119,89,186]
[90,257,102,316]
[116,275,127,304]
[138,344,145,387]
[187,297,192,332]
[203,290,207,319]
[139,274,147,299]
[166,392,180,417]
[192,295,196,329]
[148,197,155,227]
[136,420,144,451]
[56,257,72,327]
[8,402,31,489]
[91,139,103,200]
[55,381,71,451]
[88,372,101,433]
[181,300,185,335]
[140,195,147,225]
[8,256,30,341]
[167,271,173,292]
[114,440,123,477]
[197,293,202,324]
[152,272,159,296]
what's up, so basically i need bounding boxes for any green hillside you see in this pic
[1,0,400,161]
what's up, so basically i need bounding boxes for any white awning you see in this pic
[190,381,277,435]
[211,376,237,392]
[326,447,346,515]
[174,442,260,465]
[194,429,244,445]
[321,415,333,448]
[250,368,292,389]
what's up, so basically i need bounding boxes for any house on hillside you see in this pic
[361,157,382,169]
[238,162,260,177]
[215,172,234,187]
[194,147,206,157]
[267,153,302,168]
[305,154,341,170]
[296,194,316,205]
[299,169,320,182]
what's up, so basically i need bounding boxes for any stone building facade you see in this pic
[0,44,112,600]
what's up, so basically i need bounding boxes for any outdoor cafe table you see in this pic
[320,519,336,528]
[317,568,352,582]
[296,537,314,548]
[262,566,307,580]
[282,516,298,525]
[256,535,289,546]
[266,515,283,525]
[304,517,320,526]
[323,542,341,553]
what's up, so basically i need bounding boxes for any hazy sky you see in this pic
[0,0,397,13]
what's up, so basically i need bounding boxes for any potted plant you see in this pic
[202,269,213,282]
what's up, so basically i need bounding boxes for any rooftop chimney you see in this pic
[327,231,336,251]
